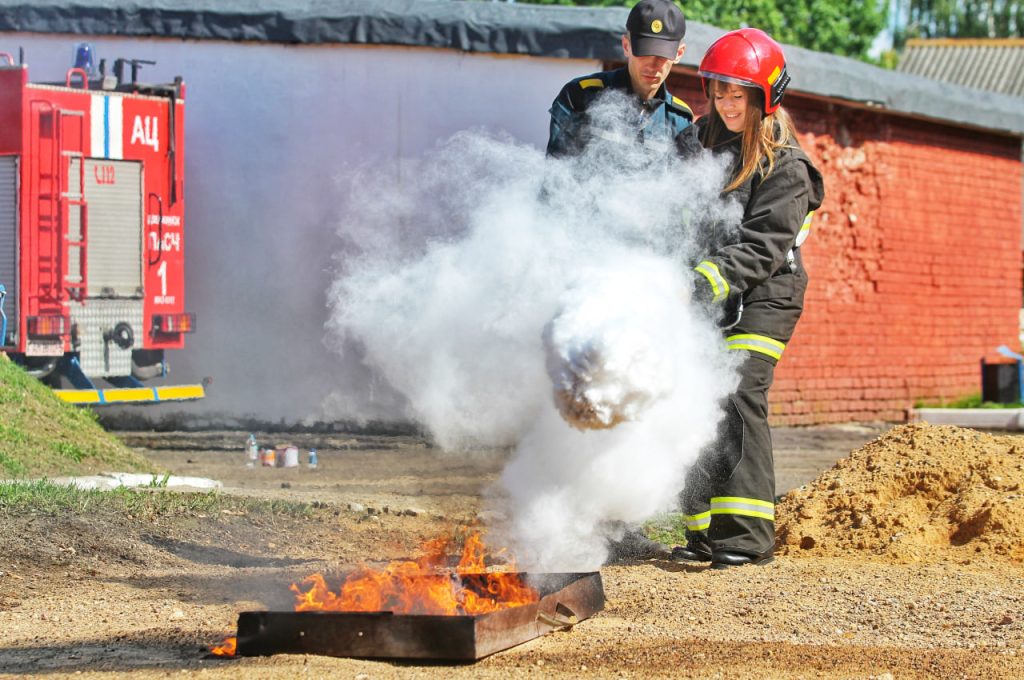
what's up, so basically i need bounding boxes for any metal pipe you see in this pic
[21,357,57,379]
[0,284,7,345]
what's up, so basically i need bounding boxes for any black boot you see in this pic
[670,533,713,562]
[710,550,774,569]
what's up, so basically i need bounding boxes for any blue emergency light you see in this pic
[73,42,95,74]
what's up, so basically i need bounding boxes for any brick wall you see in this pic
[665,72,1024,424]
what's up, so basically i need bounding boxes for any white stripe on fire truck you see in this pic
[90,95,123,160]
[89,96,102,156]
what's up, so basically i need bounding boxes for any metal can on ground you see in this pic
[245,434,258,468]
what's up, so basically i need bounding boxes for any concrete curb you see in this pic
[3,473,224,491]
[911,408,1024,430]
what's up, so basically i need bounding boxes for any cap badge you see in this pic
[651,19,663,33]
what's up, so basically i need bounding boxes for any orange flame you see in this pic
[290,531,537,616]
[210,636,236,657]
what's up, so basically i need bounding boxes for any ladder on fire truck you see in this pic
[26,100,85,338]
[62,132,88,301]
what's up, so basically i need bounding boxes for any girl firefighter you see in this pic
[676,28,825,568]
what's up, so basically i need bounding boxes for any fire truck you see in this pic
[0,45,203,404]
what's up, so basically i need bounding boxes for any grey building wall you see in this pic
[1,33,592,423]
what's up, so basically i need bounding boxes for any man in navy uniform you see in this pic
[546,0,699,160]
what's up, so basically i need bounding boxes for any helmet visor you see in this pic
[698,71,759,91]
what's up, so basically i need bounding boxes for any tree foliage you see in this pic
[512,0,888,61]
[892,0,1023,46]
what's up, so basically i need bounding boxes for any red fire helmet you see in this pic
[698,28,791,115]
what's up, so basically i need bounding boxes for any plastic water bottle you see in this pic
[245,434,258,468]
[308,448,318,469]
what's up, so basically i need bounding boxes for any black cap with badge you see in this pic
[626,0,686,59]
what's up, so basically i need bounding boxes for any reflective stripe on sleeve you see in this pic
[579,78,604,89]
[694,260,729,303]
[795,210,813,247]
[684,511,711,532]
[710,496,775,521]
[725,333,786,360]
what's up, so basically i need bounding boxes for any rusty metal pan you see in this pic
[235,571,604,661]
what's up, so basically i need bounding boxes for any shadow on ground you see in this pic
[0,628,219,675]
[141,535,313,569]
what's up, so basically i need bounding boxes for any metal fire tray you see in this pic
[235,571,604,661]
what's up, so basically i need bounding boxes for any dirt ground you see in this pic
[2,423,1023,679]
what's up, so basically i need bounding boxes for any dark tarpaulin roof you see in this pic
[1,0,1022,137]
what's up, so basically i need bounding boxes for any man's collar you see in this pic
[610,67,632,91]
[612,67,670,108]
[645,83,670,108]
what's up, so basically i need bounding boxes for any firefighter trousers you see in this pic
[680,354,777,556]
[679,267,806,557]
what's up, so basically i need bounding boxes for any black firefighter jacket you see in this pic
[693,118,825,361]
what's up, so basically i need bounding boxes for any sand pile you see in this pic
[777,423,1024,563]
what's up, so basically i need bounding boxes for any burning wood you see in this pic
[211,532,604,661]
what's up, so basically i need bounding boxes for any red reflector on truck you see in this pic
[27,315,66,338]
[152,313,196,334]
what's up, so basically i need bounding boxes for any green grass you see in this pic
[0,478,317,519]
[644,513,688,546]
[0,353,155,478]
[915,392,1024,409]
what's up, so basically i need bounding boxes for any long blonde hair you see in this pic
[704,80,798,193]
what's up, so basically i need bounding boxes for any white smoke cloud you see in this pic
[327,93,743,570]
[544,258,687,431]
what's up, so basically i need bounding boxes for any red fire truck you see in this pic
[0,46,202,404]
